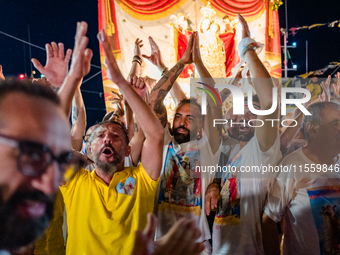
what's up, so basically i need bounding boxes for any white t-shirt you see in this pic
[264,148,340,255]
[213,132,282,255]
[228,143,241,164]
[283,138,307,157]
[221,137,239,158]
[155,127,221,242]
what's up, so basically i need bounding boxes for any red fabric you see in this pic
[119,0,263,15]
[177,30,194,78]
[265,9,281,77]
[229,178,237,202]
[119,0,182,13]
[98,0,121,57]
[209,0,264,16]
[219,29,239,77]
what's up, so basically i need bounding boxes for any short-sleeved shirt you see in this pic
[60,164,158,255]
[34,189,65,255]
[155,127,221,242]
[213,132,282,255]
[264,148,340,255]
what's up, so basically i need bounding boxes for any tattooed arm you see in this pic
[192,32,222,154]
[70,88,87,151]
[148,33,194,128]
[143,36,186,106]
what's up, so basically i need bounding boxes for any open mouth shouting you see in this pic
[101,146,114,158]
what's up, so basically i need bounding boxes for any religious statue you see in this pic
[198,2,226,78]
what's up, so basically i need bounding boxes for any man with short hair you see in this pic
[262,102,340,255]
[206,15,282,255]
[59,27,165,255]
[0,80,73,253]
[144,31,223,254]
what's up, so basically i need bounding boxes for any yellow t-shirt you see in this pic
[34,189,65,255]
[306,83,322,100]
[60,163,158,255]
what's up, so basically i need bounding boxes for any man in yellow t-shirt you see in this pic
[306,76,322,101]
[34,190,65,255]
[60,29,165,255]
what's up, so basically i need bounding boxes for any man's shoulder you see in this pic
[222,136,239,146]
[280,147,305,166]
[118,164,147,179]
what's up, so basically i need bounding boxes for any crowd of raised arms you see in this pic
[0,14,340,255]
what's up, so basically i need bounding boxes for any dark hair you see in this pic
[94,120,129,145]
[0,80,60,105]
[177,97,202,113]
[303,102,339,141]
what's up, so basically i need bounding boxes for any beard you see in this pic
[238,128,255,142]
[0,188,54,251]
[228,129,239,140]
[172,125,197,144]
[93,144,122,174]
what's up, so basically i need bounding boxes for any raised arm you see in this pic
[128,76,148,166]
[192,32,222,154]
[148,34,194,127]
[128,38,143,81]
[239,15,279,152]
[99,29,164,180]
[143,37,186,106]
[58,22,93,118]
[70,88,87,151]
[0,65,5,81]
[31,42,72,88]
[125,39,146,166]
[280,111,303,155]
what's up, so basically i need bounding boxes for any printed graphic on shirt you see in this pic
[215,151,242,225]
[307,186,340,255]
[116,177,135,195]
[158,142,202,209]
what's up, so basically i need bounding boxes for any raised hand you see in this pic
[319,81,330,102]
[332,72,340,96]
[179,33,194,65]
[0,65,5,81]
[132,214,204,255]
[238,14,251,39]
[31,42,72,87]
[57,21,93,118]
[131,75,147,99]
[192,31,202,64]
[99,29,125,85]
[142,37,166,69]
[134,38,144,58]
[68,22,93,81]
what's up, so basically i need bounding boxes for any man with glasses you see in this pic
[0,80,74,253]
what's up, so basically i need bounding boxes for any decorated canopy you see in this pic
[98,0,281,113]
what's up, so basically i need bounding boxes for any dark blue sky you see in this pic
[0,0,339,127]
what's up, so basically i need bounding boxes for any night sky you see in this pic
[0,0,339,127]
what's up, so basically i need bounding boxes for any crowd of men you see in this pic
[0,14,339,255]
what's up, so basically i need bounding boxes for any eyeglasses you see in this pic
[0,133,81,182]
